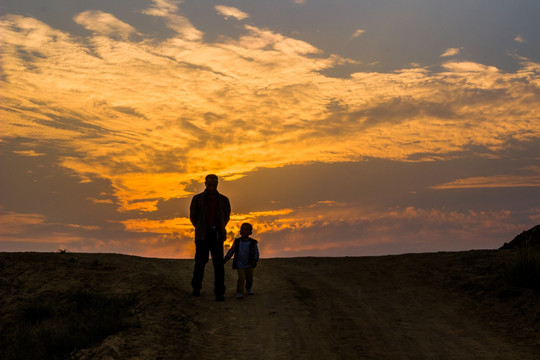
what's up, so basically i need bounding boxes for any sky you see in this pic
[1,0,539,258]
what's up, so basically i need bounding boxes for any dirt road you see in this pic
[182,256,537,360]
[2,251,538,359]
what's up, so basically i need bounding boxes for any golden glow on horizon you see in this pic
[111,201,522,258]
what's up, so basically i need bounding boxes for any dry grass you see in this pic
[6,291,137,360]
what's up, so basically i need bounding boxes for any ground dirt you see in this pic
[1,250,539,359]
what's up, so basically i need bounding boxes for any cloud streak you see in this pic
[352,29,366,38]
[440,47,461,57]
[433,167,540,189]
[215,6,249,20]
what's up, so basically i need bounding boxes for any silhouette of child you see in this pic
[224,223,260,299]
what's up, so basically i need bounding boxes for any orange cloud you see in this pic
[74,10,138,39]
[122,217,193,234]
[215,6,249,20]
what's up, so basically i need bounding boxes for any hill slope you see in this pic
[500,224,540,249]
[1,250,539,359]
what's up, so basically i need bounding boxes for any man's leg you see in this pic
[191,241,209,294]
[209,234,225,297]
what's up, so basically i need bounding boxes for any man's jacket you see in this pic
[190,190,231,242]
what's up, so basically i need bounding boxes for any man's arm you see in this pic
[189,195,199,227]
[223,196,231,226]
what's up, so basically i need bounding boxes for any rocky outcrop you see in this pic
[500,225,540,249]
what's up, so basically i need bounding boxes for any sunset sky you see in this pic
[1,0,539,258]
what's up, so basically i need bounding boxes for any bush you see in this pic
[505,247,540,291]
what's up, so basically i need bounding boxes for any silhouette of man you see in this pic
[190,174,231,301]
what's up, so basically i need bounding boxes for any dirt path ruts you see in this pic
[181,256,537,360]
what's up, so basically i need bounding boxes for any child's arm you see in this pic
[223,240,236,263]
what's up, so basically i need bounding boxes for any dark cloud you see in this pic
[0,138,127,235]
[326,90,519,133]
[16,46,47,71]
[220,153,540,218]
[178,117,207,137]
[358,98,458,128]
[0,139,118,220]
[35,113,108,135]
[144,197,191,220]
[84,143,189,175]
[113,106,147,119]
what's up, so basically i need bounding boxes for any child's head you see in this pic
[240,223,253,237]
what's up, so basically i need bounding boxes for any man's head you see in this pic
[205,174,219,191]
[240,223,253,237]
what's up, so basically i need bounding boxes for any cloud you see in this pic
[441,61,499,73]
[514,35,525,43]
[440,47,461,57]
[141,0,181,16]
[352,29,366,38]
[2,12,538,214]
[12,150,45,156]
[215,6,249,20]
[73,10,137,39]
[142,0,202,41]
[0,211,46,235]
[432,167,540,189]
